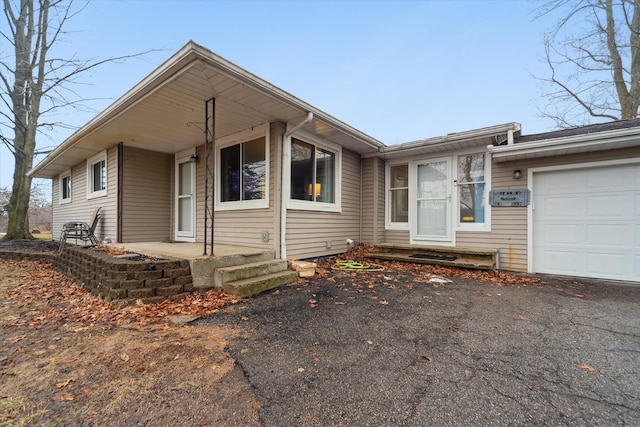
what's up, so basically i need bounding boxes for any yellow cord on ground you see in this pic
[331,259,385,272]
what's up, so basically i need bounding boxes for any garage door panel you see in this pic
[543,197,584,218]
[586,195,625,217]
[543,224,580,244]
[586,167,628,189]
[586,253,628,279]
[538,170,585,194]
[586,224,628,247]
[541,250,580,274]
[533,162,639,282]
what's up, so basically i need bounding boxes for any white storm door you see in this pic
[412,158,452,243]
[175,157,196,242]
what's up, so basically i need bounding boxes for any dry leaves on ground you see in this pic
[313,244,542,287]
[0,259,241,327]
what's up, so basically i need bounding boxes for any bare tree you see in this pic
[1,0,152,240]
[536,0,640,128]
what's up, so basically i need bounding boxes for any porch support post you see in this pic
[204,98,216,255]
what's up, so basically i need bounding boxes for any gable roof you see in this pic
[29,41,385,178]
[489,119,640,162]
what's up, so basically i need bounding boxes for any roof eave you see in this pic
[488,126,640,162]
[29,41,384,178]
[364,122,521,159]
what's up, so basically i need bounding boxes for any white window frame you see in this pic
[59,169,72,204]
[385,161,409,230]
[286,130,342,213]
[454,149,491,232]
[215,124,270,211]
[86,150,107,199]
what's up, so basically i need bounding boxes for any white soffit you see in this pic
[30,41,384,178]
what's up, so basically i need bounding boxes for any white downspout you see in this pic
[280,112,314,260]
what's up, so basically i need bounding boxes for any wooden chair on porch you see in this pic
[58,207,102,252]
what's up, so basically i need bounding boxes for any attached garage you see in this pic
[532,161,640,281]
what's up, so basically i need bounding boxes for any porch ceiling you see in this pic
[30,41,384,178]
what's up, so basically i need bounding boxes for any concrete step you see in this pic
[367,243,497,270]
[214,259,288,286]
[222,270,298,297]
[190,250,276,290]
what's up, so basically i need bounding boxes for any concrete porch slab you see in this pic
[115,242,270,261]
[113,242,278,291]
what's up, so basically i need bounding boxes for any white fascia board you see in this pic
[29,42,202,178]
[488,127,640,160]
[365,122,521,159]
[189,44,385,151]
[30,41,385,178]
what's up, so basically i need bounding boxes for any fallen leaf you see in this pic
[297,367,305,372]
[56,378,75,388]
[577,364,595,372]
[59,392,75,401]
[240,348,249,354]
[120,353,130,362]
[196,363,205,369]
[518,315,528,321]
[7,335,26,343]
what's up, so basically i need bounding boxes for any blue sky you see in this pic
[1,0,558,190]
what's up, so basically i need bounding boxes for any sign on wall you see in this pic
[489,189,531,207]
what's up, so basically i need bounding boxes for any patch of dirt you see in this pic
[0,260,261,426]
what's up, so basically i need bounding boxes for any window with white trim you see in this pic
[59,170,72,204]
[220,137,267,203]
[289,136,341,211]
[457,152,487,226]
[87,151,107,199]
[387,164,408,228]
[216,125,269,211]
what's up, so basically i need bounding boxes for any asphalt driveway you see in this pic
[202,269,640,426]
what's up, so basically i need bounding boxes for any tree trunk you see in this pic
[4,154,33,240]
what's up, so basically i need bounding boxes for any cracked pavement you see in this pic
[201,271,640,426]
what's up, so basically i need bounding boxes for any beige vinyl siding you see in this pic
[286,148,362,259]
[360,157,374,244]
[458,146,640,272]
[121,147,171,242]
[52,146,118,242]
[194,122,280,249]
[376,158,386,244]
[384,229,410,245]
[454,160,528,272]
[361,157,386,245]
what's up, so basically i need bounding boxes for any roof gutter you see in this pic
[280,112,314,260]
[487,126,640,160]
[188,43,385,152]
[363,122,520,159]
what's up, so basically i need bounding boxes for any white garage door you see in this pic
[532,162,640,281]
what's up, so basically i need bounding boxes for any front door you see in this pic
[411,157,452,243]
[175,153,196,242]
